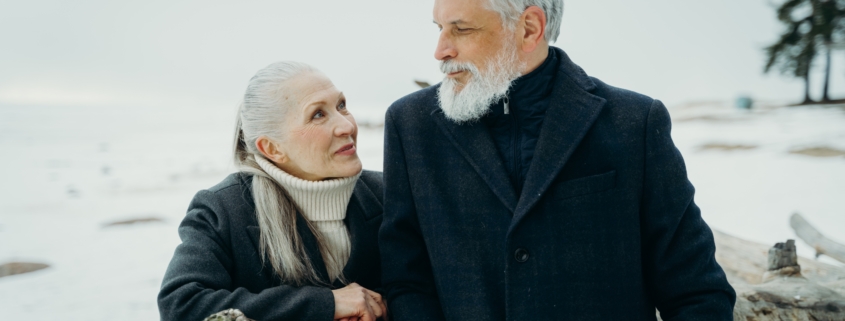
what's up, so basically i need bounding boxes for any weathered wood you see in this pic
[768,240,799,270]
[790,213,845,264]
[713,230,845,285]
[204,309,254,321]
[733,279,845,321]
[763,240,801,282]
[731,239,845,321]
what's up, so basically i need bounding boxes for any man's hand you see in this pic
[332,282,388,321]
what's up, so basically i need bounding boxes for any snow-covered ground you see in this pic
[0,101,843,319]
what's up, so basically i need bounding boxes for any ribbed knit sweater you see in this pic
[255,157,361,281]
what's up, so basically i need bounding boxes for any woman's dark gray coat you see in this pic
[158,171,383,321]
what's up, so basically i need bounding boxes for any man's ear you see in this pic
[255,136,288,165]
[520,6,547,53]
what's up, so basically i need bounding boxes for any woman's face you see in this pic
[266,71,362,181]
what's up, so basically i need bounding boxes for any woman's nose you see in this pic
[334,115,356,137]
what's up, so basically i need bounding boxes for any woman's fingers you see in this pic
[365,289,388,320]
[365,294,383,319]
[332,283,386,321]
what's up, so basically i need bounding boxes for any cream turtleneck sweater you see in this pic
[255,157,361,281]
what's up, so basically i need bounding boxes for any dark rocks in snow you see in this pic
[103,216,164,227]
[0,262,49,278]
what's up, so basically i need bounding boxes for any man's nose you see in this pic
[434,32,457,61]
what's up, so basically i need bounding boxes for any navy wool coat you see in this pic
[379,47,736,321]
[158,171,383,321]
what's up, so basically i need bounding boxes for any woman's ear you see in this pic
[255,136,288,165]
[520,6,547,53]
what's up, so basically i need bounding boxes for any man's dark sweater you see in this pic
[482,47,559,196]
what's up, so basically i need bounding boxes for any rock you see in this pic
[103,217,164,227]
[0,262,49,278]
[699,143,758,152]
[789,146,845,158]
[414,79,431,89]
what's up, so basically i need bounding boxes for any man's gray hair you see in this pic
[485,0,564,43]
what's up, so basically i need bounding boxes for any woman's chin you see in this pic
[332,159,363,178]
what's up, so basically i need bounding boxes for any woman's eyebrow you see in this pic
[305,92,344,109]
[306,100,327,109]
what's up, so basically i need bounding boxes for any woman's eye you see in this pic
[313,110,325,119]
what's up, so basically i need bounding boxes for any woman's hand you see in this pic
[332,282,387,321]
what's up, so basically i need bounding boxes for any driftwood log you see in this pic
[713,231,845,287]
[656,233,845,320]
[204,309,254,321]
[730,239,845,320]
[790,213,845,264]
[204,231,845,321]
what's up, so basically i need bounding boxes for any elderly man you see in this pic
[379,0,736,320]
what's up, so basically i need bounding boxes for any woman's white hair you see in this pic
[234,61,340,286]
[485,0,564,43]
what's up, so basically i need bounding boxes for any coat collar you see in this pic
[245,176,382,287]
[510,47,606,232]
[430,47,606,224]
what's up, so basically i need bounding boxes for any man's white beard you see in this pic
[437,42,524,123]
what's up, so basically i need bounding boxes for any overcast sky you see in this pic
[1,0,843,115]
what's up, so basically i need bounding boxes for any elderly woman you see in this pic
[158,62,386,321]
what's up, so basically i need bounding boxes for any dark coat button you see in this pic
[514,248,530,263]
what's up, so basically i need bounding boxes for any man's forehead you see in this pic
[433,0,490,24]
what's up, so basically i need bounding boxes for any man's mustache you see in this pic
[440,60,478,75]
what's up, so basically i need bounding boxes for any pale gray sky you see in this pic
[0,0,842,114]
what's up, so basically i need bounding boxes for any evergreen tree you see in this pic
[765,0,845,104]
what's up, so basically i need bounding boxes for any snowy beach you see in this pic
[1,101,844,319]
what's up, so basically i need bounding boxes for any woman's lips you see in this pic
[336,143,356,155]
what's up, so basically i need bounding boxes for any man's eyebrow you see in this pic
[432,19,467,25]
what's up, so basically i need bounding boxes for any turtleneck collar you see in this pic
[254,156,361,222]
[508,47,558,101]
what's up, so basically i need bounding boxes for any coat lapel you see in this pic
[336,178,382,287]
[246,210,332,286]
[509,50,607,233]
[431,109,519,213]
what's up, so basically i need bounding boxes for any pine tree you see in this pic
[765,0,845,104]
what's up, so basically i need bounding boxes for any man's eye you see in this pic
[338,102,347,111]
[313,110,325,119]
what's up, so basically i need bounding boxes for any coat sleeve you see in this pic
[379,110,446,321]
[157,189,335,321]
[640,100,736,320]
